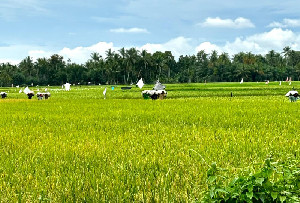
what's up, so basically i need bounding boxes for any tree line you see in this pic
[1,46,300,87]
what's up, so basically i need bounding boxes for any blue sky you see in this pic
[1,0,300,64]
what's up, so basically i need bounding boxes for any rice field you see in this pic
[0,82,299,201]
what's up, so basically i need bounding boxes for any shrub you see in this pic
[203,157,300,202]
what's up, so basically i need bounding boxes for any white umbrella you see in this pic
[24,87,31,94]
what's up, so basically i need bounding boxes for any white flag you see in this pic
[279,81,281,85]
[103,87,107,96]
[136,78,144,89]
[240,78,243,84]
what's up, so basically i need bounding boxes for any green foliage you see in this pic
[203,157,300,202]
[1,47,300,86]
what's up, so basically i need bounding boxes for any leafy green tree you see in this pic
[118,48,128,84]
[0,63,15,86]
[86,52,105,84]
[19,56,35,84]
[177,55,196,83]
[66,63,87,84]
[208,50,219,81]
[195,50,209,82]
[152,51,166,81]
[139,49,153,83]
[125,48,140,83]
[2,46,300,86]
[47,54,66,85]
[105,49,117,84]
[216,52,231,81]
[162,51,176,82]
[34,57,50,85]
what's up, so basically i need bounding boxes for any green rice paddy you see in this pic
[0,82,299,201]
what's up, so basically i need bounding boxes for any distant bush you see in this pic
[202,157,300,202]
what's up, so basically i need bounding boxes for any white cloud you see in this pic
[29,29,300,63]
[268,22,284,28]
[0,44,44,65]
[60,42,116,63]
[28,49,54,61]
[196,28,300,56]
[140,37,194,58]
[27,37,193,63]
[284,19,300,27]
[0,58,20,65]
[195,42,222,54]
[28,42,118,64]
[200,17,255,28]
[268,18,300,28]
[110,28,149,33]
[3,28,300,65]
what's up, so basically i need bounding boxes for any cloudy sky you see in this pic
[1,0,300,64]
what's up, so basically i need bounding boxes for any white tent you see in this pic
[153,80,165,90]
[24,86,31,94]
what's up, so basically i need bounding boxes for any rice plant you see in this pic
[0,82,299,201]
